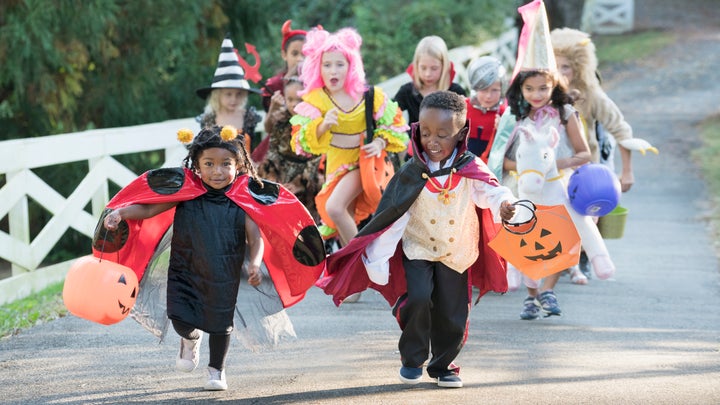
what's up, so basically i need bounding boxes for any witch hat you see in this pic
[511,0,556,82]
[196,34,260,99]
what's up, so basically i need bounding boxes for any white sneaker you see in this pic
[175,334,202,373]
[204,366,228,391]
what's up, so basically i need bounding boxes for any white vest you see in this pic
[402,178,479,273]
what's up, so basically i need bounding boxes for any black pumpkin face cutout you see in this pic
[488,203,582,281]
[63,256,139,325]
[117,273,137,316]
[521,228,563,261]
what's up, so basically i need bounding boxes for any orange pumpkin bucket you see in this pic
[489,200,581,280]
[359,148,394,208]
[62,255,138,325]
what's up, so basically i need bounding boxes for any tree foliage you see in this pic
[0,0,514,140]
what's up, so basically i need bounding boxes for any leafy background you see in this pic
[0,0,514,140]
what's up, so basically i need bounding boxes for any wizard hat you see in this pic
[511,0,556,81]
[196,34,260,99]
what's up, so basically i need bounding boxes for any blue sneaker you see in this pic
[538,290,562,316]
[399,366,423,385]
[520,296,541,320]
[436,372,463,388]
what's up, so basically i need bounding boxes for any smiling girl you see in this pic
[502,68,591,319]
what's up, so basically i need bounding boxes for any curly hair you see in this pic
[420,90,467,129]
[506,70,573,123]
[182,125,261,184]
[298,27,366,101]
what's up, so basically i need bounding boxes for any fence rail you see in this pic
[0,27,524,305]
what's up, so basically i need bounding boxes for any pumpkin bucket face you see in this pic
[62,256,139,325]
[488,204,581,280]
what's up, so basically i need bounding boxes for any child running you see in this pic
[465,55,508,162]
[493,0,594,318]
[394,35,466,160]
[101,125,325,391]
[196,35,262,155]
[258,72,323,221]
[290,27,408,246]
[317,91,517,388]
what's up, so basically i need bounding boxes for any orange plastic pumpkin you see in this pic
[62,256,138,325]
[359,148,394,208]
[488,203,581,280]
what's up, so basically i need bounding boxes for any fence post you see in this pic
[7,170,30,276]
[89,157,109,220]
[583,0,635,35]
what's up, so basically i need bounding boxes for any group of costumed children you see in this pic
[93,0,657,393]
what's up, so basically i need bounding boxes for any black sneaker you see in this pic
[437,372,463,388]
[399,366,422,385]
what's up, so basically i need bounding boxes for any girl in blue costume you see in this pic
[101,125,324,391]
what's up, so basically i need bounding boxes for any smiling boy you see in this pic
[318,91,517,388]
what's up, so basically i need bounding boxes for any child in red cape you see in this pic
[99,125,325,391]
[317,91,517,388]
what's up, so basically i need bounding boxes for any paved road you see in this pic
[2,2,720,404]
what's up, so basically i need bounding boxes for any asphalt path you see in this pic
[2,2,720,404]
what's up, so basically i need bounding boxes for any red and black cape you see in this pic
[91,167,325,308]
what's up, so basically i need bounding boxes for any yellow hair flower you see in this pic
[177,128,194,144]
[220,125,238,141]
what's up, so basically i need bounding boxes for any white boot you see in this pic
[175,333,202,372]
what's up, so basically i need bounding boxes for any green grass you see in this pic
[0,281,67,339]
[594,30,676,65]
[694,115,720,246]
[696,115,720,194]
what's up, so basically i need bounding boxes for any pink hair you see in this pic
[298,27,366,101]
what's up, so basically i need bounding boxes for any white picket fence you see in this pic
[0,118,197,304]
[1,1,637,305]
[582,0,635,35]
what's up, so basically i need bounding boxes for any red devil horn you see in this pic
[282,20,292,35]
[235,43,262,84]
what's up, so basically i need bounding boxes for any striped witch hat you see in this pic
[196,34,260,99]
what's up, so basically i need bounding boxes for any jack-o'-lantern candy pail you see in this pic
[488,201,581,280]
[62,256,138,325]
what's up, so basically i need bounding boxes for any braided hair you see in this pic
[182,125,262,185]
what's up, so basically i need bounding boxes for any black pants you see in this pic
[399,256,469,377]
[172,319,231,371]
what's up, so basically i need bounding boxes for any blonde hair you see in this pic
[550,28,599,97]
[411,36,452,91]
[206,88,249,113]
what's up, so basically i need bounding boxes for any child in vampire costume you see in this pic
[317,91,517,388]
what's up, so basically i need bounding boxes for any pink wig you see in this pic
[298,27,366,101]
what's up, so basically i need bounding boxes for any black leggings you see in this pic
[172,319,231,371]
